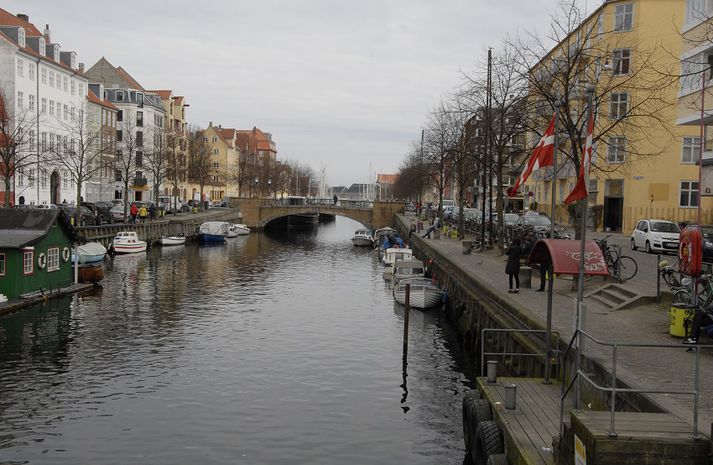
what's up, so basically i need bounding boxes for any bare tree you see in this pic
[393,144,429,201]
[46,104,104,224]
[145,125,168,206]
[115,109,141,221]
[187,126,213,208]
[164,129,185,212]
[422,102,463,219]
[0,89,37,207]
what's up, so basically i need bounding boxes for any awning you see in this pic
[527,239,609,276]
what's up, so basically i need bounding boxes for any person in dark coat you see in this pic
[505,238,523,293]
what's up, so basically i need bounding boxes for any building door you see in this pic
[50,171,60,205]
[604,179,624,232]
[135,191,142,201]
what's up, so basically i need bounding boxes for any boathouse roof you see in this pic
[0,208,76,249]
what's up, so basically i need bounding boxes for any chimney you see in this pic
[78,63,84,73]
[208,121,213,127]
[43,24,50,43]
[16,13,28,22]
[218,124,222,130]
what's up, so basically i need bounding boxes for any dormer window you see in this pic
[53,44,59,61]
[38,37,45,56]
[17,28,25,47]
[116,91,124,102]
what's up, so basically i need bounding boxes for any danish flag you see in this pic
[506,113,557,198]
[564,110,595,205]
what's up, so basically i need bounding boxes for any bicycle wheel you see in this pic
[672,289,692,305]
[618,256,638,281]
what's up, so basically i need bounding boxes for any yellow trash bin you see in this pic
[669,305,695,337]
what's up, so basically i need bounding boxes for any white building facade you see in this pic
[0,11,88,206]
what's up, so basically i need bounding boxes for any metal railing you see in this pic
[258,198,388,209]
[559,329,711,438]
[480,328,560,377]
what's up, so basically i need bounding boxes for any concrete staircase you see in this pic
[585,283,651,311]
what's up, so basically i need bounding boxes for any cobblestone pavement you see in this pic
[402,216,713,433]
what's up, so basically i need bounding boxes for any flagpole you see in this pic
[544,100,560,384]
[575,85,595,409]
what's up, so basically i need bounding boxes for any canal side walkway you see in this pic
[398,215,713,433]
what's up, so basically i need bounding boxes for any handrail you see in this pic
[558,328,711,438]
[480,328,560,378]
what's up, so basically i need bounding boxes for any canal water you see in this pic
[0,217,473,464]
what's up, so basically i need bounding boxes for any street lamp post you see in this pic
[268,178,272,199]
[254,177,259,198]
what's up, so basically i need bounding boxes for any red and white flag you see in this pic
[506,113,556,198]
[564,110,595,205]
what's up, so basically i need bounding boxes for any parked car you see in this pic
[631,219,681,253]
[630,219,680,253]
[61,205,97,226]
[82,201,113,224]
[516,213,552,237]
[110,205,129,222]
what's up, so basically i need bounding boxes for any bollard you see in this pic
[486,360,498,384]
[505,384,517,410]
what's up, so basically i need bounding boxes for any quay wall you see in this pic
[394,215,665,415]
[75,209,242,247]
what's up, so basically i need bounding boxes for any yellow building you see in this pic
[203,123,240,201]
[526,0,701,233]
[677,0,713,224]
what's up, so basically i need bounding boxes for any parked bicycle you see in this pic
[595,235,638,281]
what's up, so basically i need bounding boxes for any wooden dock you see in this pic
[478,377,561,465]
[476,376,710,465]
[0,283,94,317]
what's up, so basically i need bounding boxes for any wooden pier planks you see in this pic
[478,377,562,465]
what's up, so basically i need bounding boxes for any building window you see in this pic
[680,180,700,207]
[63,76,68,92]
[49,70,54,87]
[41,168,48,188]
[63,104,68,121]
[609,93,628,119]
[23,250,33,275]
[682,137,701,164]
[614,3,633,31]
[136,131,143,147]
[71,79,75,95]
[47,248,59,272]
[213,162,219,169]
[0,253,4,276]
[41,68,46,84]
[17,58,23,77]
[41,132,47,151]
[28,64,34,81]
[607,136,626,163]
[17,91,23,110]
[612,49,631,75]
[136,151,143,167]
[49,100,55,117]
[18,28,25,47]
[28,169,34,187]
[28,130,34,151]
[41,98,47,114]
[213,149,219,155]
[116,129,123,142]
[136,111,143,127]
[17,168,24,187]
[78,83,84,97]
[28,94,35,112]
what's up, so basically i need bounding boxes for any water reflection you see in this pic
[0,217,472,464]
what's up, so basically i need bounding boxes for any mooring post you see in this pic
[403,284,411,362]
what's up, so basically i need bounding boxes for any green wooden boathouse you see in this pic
[0,208,77,300]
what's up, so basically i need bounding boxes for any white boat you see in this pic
[111,231,147,254]
[227,225,239,238]
[199,221,230,243]
[351,229,374,247]
[391,259,425,287]
[159,235,186,246]
[373,227,397,249]
[393,277,442,309]
[232,224,251,235]
[382,248,414,280]
[72,242,107,264]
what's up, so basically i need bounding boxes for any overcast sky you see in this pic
[6,0,573,186]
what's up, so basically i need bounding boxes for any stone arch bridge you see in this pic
[237,198,404,230]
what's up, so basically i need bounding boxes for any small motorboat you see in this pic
[72,242,107,264]
[231,223,251,235]
[159,235,186,246]
[77,263,104,283]
[199,221,230,243]
[373,227,397,249]
[393,277,442,309]
[110,231,147,254]
[382,248,414,280]
[351,229,374,247]
[391,259,425,287]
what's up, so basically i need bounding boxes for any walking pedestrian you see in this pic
[138,204,148,224]
[149,203,156,221]
[130,203,138,224]
[333,195,338,205]
[506,238,523,293]
[422,216,440,239]
[537,258,551,292]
